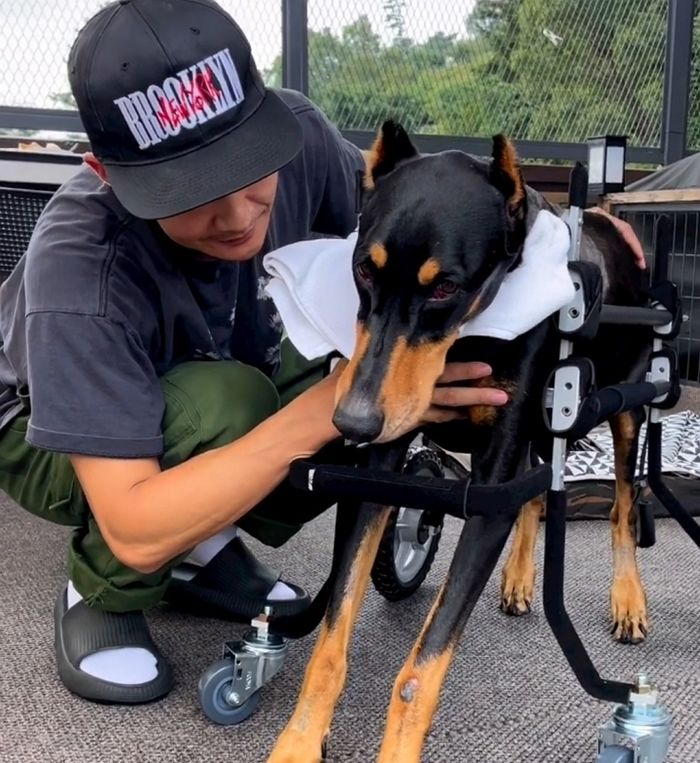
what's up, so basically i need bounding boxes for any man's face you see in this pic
[157,172,279,261]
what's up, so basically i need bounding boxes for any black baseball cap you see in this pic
[68,0,303,219]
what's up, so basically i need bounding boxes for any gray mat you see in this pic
[0,494,698,763]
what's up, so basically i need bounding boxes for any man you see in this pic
[0,0,510,705]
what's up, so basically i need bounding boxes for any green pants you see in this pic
[0,342,337,612]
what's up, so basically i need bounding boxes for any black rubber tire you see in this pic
[371,448,445,601]
[198,659,261,726]
[596,745,634,763]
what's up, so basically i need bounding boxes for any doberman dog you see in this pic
[267,122,652,762]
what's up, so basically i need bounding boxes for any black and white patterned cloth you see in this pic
[565,410,700,482]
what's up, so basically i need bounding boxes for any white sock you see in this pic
[184,526,299,601]
[66,581,159,686]
[268,580,298,600]
[184,525,238,567]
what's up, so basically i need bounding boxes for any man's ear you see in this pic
[489,135,526,221]
[83,152,110,185]
[363,120,418,190]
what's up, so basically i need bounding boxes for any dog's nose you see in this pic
[332,399,385,444]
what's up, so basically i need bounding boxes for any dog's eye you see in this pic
[430,279,459,301]
[355,262,372,284]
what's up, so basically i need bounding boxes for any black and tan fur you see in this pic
[267,122,652,762]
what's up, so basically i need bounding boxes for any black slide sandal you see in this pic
[164,537,311,622]
[54,586,174,704]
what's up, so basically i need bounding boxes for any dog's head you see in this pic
[333,120,528,444]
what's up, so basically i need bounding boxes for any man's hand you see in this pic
[588,207,647,270]
[421,362,509,425]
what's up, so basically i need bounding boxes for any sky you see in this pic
[0,0,474,110]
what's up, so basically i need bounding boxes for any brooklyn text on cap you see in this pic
[69,0,303,219]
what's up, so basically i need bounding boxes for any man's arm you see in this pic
[588,207,647,269]
[70,370,341,574]
[71,359,508,574]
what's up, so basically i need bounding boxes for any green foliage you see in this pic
[297,0,675,148]
[49,1,700,152]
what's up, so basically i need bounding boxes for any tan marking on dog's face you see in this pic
[376,333,459,441]
[335,324,370,406]
[370,242,388,269]
[267,508,391,763]
[417,257,441,286]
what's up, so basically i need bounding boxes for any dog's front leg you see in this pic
[375,382,535,763]
[268,445,407,763]
[376,513,515,763]
[267,502,391,763]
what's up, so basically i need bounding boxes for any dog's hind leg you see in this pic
[609,408,648,643]
[500,494,545,615]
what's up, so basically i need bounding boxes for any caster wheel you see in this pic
[198,659,261,725]
[597,746,634,763]
[371,448,444,601]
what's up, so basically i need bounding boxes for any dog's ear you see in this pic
[363,120,418,190]
[490,134,526,220]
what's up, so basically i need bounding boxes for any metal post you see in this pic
[661,0,694,165]
[281,0,309,95]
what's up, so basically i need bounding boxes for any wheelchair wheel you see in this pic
[371,448,445,601]
[198,659,261,726]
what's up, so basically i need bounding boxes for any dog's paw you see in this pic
[500,560,535,617]
[610,576,648,644]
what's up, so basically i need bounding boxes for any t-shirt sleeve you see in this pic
[308,105,365,237]
[25,311,165,457]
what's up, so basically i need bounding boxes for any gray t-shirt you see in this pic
[0,89,363,457]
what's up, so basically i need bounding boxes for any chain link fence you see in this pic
[306,0,668,146]
[0,0,688,153]
[686,7,700,150]
[0,0,281,112]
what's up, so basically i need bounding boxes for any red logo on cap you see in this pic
[156,68,221,129]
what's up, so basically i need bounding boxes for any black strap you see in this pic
[271,499,357,639]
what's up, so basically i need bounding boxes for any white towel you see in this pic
[263,209,574,360]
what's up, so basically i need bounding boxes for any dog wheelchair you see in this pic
[198,165,697,763]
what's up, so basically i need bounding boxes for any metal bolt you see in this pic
[562,406,572,417]
[568,308,580,319]
[228,691,241,705]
